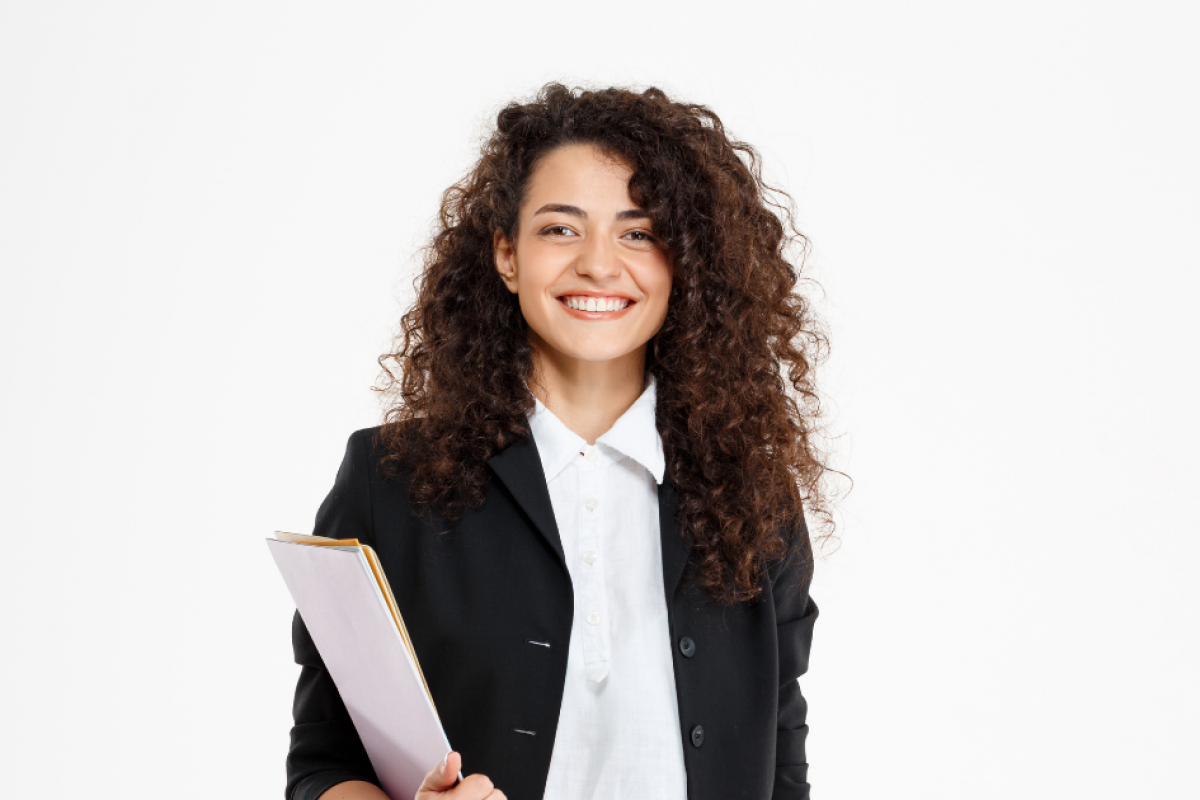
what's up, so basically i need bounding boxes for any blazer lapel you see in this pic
[658,474,693,601]
[487,432,566,567]
[488,433,694,598]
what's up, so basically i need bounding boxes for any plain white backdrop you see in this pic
[2,1,1197,797]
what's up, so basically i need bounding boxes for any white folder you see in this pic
[268,532,460,799]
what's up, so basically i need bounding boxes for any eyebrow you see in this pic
[532,203,651,221]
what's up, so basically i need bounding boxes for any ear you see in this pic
[493,229,518,294]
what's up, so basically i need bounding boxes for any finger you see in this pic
[454,773,494,799]
[417,750,459,793]
[442,751,461,787]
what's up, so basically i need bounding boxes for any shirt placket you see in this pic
[577,442,610,682]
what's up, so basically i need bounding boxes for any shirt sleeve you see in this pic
[285,429,383,800]
[770,516,819,800]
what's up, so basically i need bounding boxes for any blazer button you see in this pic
[690,725,704,747]
[679,636,696,658]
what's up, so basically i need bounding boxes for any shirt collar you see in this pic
[527,374,665,486]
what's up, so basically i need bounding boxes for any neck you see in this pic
[528,343,647,446]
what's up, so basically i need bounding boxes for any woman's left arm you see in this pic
[770,520,820,800]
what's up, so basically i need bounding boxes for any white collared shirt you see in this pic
[528,375,688,800]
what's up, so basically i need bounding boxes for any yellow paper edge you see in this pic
[361,545,437,711]
[274,530,361,548]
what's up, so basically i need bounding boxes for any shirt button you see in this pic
[583,550,597,565]
[587,611,600,626]
[584,447,598,461]
[679,636,696,658]
[690,725,704,747]
[584,497,598,511]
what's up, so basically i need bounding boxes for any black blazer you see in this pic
[286,427,818,800]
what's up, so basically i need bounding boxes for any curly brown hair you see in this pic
[375,82,838,605]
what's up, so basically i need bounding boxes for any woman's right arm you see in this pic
[288,431,505,800]
[316,781,391,799]
[288,608,383,799]
[287,431,383,800]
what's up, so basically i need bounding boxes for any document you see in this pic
[268,532,459,799]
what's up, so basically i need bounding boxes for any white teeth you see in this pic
[563,296,630,312]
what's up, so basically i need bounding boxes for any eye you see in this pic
[540,224,577,237]
[625,230,656,243]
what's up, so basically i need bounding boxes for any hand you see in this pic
[416,751,506,800]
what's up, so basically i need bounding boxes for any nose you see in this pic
[574,231,623,280]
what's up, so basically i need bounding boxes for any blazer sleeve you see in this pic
[285,429,383,800]
[770,516,820,800]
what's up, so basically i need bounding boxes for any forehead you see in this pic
[523,143,635,208]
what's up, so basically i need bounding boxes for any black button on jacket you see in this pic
[286,427,819,800]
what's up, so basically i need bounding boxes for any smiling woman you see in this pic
[492,143,673,421]
[285,83,837,800]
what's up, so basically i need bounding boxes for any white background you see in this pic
[2,1,1197,798]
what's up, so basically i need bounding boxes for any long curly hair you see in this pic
[375,82,839,605]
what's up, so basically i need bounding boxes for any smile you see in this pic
[557,295,636,319]
[560,295,632,312]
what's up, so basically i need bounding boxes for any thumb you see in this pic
[419,750,460,794]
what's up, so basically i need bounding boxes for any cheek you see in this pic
[649,262,673,309]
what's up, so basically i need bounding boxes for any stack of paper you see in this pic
[268,532,459,799]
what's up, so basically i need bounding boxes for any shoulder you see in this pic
[344,420,422,473]
[332,426,384,479]
[317,422,429,540]
[346,425,385,457]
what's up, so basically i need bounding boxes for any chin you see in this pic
[560,343,637,363]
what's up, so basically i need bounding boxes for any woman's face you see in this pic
[494,143,672,372]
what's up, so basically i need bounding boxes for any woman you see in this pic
[286,83,834,800]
